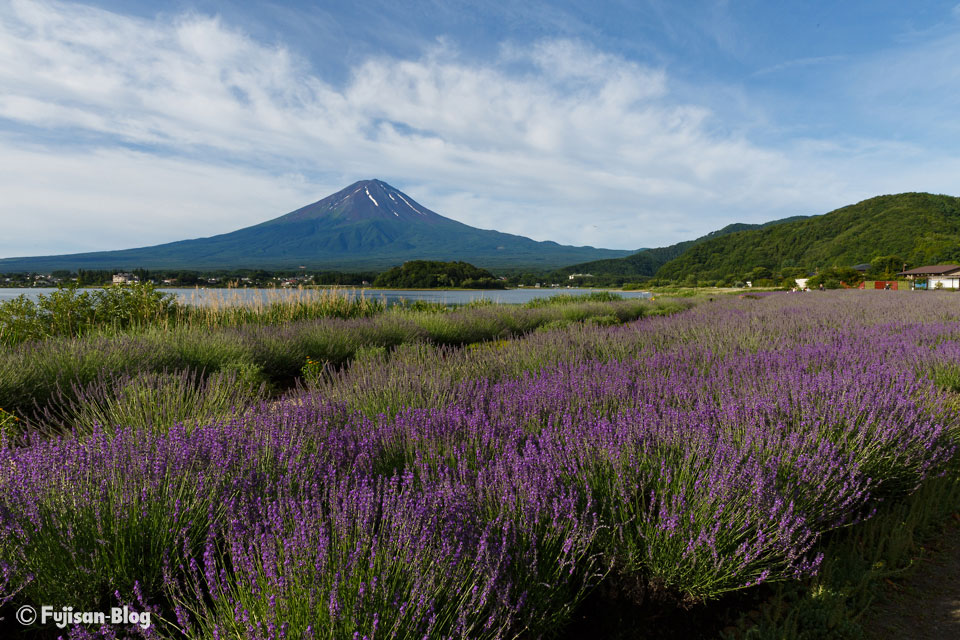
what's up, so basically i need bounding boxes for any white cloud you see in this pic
[0,0,958,260]
[0,143,324,258]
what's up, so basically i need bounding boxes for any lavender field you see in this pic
[2,291,959,638]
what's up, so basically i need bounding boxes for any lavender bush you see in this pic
[0,297,673,423]
[35,368,267,436]
[0,291,958,638]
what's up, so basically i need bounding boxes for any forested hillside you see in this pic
[655,193,960,283]
[558,218,806,280]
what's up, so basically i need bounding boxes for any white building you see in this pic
[112,273,139,284]
[897,265,960,290]
[931,272,960,289]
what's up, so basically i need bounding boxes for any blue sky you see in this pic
[2,0,960,258]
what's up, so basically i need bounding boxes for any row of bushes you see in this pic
[0,296,688,433]
[0,284,386,346]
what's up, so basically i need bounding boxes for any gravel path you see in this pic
[864,517,960,640]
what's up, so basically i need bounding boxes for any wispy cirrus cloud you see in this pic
[0,0,958,260]
[750,55,847,78]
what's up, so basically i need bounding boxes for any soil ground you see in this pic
[864,517,960,640]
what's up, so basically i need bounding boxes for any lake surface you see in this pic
[0,287,650,306]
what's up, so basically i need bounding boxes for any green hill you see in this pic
[372,260,504,288]
[655,193,960,283]
[558,218,807,279]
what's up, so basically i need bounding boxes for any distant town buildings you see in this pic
[112,273,139,285]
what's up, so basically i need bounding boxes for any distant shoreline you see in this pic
[0,284,633,293]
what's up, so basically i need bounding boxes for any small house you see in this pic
[112,273,139,285]
[897,265,960,290]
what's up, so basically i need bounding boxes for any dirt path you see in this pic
[864,518,960,640]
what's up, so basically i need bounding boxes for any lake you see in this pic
[0,287,650,306]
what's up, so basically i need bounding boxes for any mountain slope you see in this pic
[656,193,960,281]
[0,180,631,272]
[557,217,808,278]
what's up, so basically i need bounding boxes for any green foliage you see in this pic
[301,356,329,387]
[179,287,385,327]
[558,216,808,279]
[781,266,807,279]
[36,369,267,436]
[869,255,906,279]
[657,193,960,282]
[0,407,18,439]
[317,299,692,418]
[0,283,385,347]
[76,269,115,286]
[807,267,864,290]
[391,299,451,312]
[0,297,673,426]
[522,291,624,307]
[0,283,178,345]
[372,260,504,288]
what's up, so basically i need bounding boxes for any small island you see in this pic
[371,260,506,289]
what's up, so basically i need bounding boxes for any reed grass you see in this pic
[0,296,677,432]
[35,368,268,436]
[169,285,385,329]
[0,284,385,347]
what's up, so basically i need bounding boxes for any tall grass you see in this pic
[522,291,626,307]
[0,296,682,430]
[170,285,385,328]
[0,284,385,347]
[34,368,267,436]
[0,284,178,345]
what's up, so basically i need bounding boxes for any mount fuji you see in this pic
[0,179,631,272]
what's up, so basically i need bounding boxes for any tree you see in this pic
[176,271,200,286]
[748,266,772,281]
[869,255,905,279]
[807,266,864,290]
[372,261,504,289]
